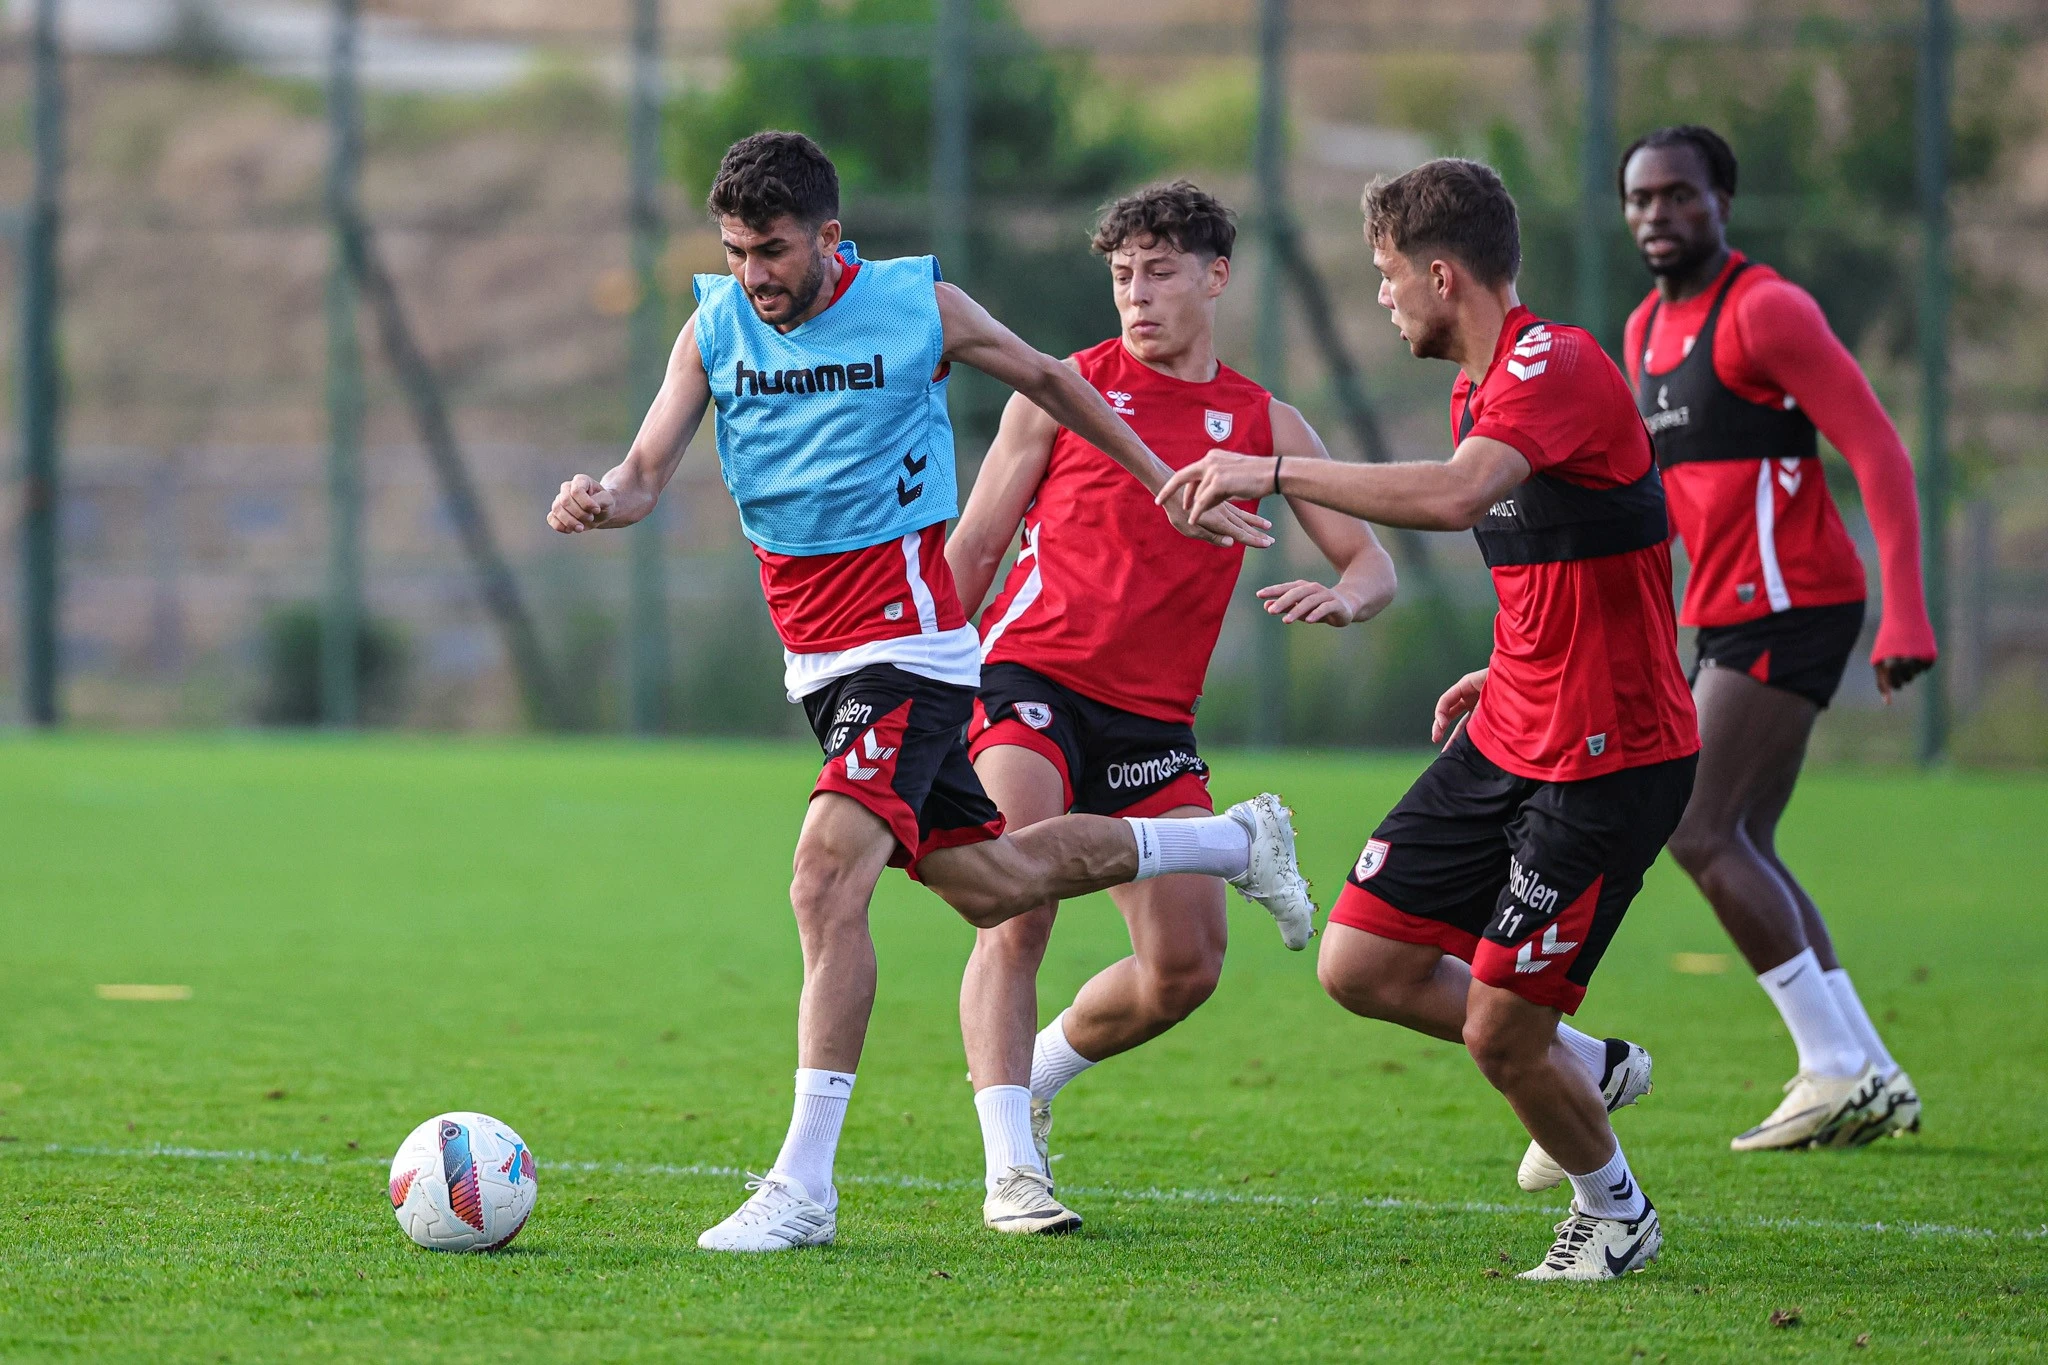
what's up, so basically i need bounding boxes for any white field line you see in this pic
[13,1142,2044,1244]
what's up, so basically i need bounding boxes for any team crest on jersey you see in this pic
[1354,839,1389,882]
[1203,409,1234,442]
[1586,733,1607,757]
[1015,702,1054,731]
[1736,583,1757,605]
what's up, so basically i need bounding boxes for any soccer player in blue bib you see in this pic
[548,132,1316,1252]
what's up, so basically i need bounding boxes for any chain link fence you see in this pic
[1,0,2043,762]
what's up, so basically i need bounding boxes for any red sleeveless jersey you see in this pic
[977,338,1274,724]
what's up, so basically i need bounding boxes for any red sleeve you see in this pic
[1728,281,1937,662]
[1464,328,1602,477]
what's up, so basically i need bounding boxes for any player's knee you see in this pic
[1317,951,1391,1019]
[979,908,1056,963]
[1666,818,1731,877]
[1461,1013,1540,1090]
[1140,955,1221,1023]
[789,846,869,931]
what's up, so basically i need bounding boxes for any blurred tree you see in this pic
[666,0,1168,432]
[1491,17,2024,360]
[668,0,1152,206]
[257,604,408,727]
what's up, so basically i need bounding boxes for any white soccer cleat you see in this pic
[1730,1064,1885,1152]
[982,1164,1082,1235]
[1518,1201,1661,1281]
[1831,1067,1921,1148]
[1030,1096,1054,1171]
[1224,793,1317,950]
[696,1173,836,1252]
[1518,1038,1654,1192]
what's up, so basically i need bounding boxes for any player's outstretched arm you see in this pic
[932,282,1273,549]
[1160,433,1529,533]
[1737,281,1937,698]
[947,387,1059,617]
[1257,401,1398,627]
[547,315,712,534]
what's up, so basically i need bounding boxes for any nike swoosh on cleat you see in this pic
[1604,1232,1653,1275]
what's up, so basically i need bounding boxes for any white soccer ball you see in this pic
[388,1111,538,1252]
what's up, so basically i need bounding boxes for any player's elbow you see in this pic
[1436,481,1496,531]
[1015,350,1072,406]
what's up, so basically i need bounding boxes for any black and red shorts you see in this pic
[802,664,1006,879]
[1692,600,1865,709]
[1329,730,1696,1013]
[968,662,1214,819]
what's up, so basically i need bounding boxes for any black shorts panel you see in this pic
[970,661,1213,818]
[1693,600,1865,709]
[1331,730,1696,1011]
[802,664,1004,872]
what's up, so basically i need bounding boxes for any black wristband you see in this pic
[1272,454,1284,498]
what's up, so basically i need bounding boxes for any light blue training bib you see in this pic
[693,242,956,557]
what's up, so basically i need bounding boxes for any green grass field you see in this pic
[0,736,2043,1361]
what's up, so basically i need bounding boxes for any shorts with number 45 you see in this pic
[1329,730,1696,1012]
[804,664,1007,880]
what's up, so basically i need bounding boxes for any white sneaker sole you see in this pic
[1731,1069,1886,1152]
[984,1206,1082,1236]
[697,1220,836,1252]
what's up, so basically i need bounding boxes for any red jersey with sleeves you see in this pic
[748,258,978,697]
[1455,307,1698,782]
[1624,253,1936,662]
[977,337,1273,724]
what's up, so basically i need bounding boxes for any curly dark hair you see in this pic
[1617,124,1739,199]
[1091,180,1237,261]
[707,131,840,231]
[1362,158,1520,287]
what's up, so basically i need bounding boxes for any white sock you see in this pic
[973,1084,1042,1191]
[1757,948,1866,1079]
[1554,1024,1608,1087]
[1125,813,1249,881]
[1029,1010,1097,1102]
[767,1068,854,1203]
[1825,968,1898,1080]
[1567,1142,1647,1220]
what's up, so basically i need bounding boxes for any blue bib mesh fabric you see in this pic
[693,243,956,557]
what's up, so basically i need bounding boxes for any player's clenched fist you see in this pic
[1431,667,1488,747]
[547,474,615,533]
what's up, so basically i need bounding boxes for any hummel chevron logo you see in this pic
[1506,327,1553,381]
[897,448,928,505]
[844,729,897,781]
[1513,923,1579,974]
